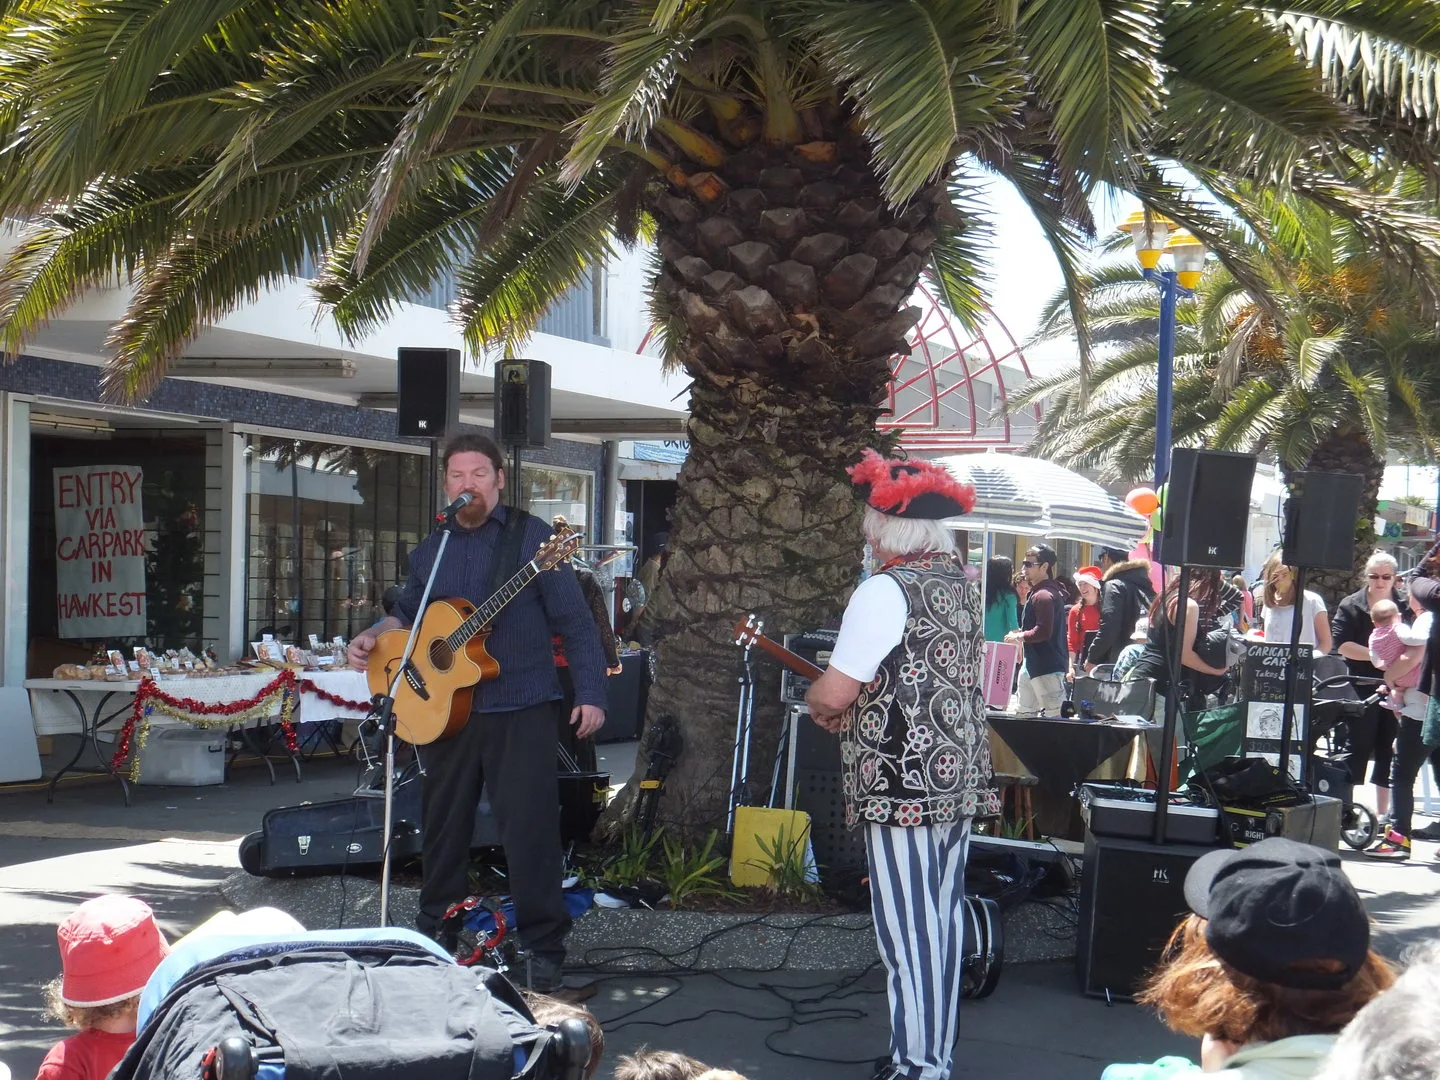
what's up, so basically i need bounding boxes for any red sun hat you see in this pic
[58,895,169,1007]
[1074,565,1102,590]
[847,449,976,520]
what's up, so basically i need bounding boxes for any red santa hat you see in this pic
[1074,565,1102,590]
[847,449,976,520]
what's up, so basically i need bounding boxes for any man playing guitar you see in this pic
[347,433,606,992]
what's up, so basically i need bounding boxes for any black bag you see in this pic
[113,940,582,1080]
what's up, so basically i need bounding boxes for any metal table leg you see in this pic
[46,689,132,805]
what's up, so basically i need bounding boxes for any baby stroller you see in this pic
[113,927,590,1080]
[1309,666,1383,851]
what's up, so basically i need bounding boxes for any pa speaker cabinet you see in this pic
[1282,471,1364,571]
[1076,832,1214,1000]
[1157,448,1255,568]
[495,358,552,448]
[396,347,460,438]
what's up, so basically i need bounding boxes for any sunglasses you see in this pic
[1021,560,1037,568]
[1367,573,1395,581]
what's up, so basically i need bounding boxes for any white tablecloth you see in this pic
[25,669,372,736]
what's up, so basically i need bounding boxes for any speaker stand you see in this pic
[1153,564,1189,844]
[1277,565,1308,784]
[428,436,439,522]
[509,444,523,508]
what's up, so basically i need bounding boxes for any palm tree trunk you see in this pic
[1292,425,1385,602]
[606,126,941,835]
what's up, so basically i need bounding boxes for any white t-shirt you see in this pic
[1261,590,1328,646]
[828,574,908,682]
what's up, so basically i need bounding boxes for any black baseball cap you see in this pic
[1183,837,1369,990]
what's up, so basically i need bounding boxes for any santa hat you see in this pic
[1074,565,1102,590]
[847,449,976,520]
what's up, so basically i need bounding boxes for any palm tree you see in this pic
[1015,188,1440,599]
[4,2,1440,829]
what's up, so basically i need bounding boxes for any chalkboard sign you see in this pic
[1239,642,1313,779]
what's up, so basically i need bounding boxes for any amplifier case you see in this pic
[1078,784,1220,845]
[1076,833,1214,1000]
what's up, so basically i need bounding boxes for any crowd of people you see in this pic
[984,538,1440,863]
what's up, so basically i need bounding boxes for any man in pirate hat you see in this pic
[806,449,1001,1080]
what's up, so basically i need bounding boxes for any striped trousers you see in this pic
[866,818,971,1080]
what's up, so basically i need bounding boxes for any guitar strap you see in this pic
[486,507,533,600]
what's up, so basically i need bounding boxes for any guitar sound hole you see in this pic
[429,640,455,672]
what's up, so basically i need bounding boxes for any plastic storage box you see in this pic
[136,727,227,786]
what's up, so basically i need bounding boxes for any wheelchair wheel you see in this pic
[1342,804,1378,851]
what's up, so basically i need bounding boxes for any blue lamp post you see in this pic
[1118,212,1209,489]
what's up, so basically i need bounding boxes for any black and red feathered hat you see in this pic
[847,449,976,519]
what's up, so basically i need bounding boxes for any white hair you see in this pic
[1365,551,1398,575]
[863,507,958,558]
[1316,944,1440,1080]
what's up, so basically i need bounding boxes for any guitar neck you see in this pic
[450,560,539,646]
[745,633,825,681]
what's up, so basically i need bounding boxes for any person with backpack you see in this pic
[1089,546,1155,667]
[346,433,607,996]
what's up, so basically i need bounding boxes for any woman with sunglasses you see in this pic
[1329,552,1406,826]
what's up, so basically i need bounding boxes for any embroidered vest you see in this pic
[841,554,1002,829]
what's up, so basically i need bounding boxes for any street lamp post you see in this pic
[1118,212,1209,489]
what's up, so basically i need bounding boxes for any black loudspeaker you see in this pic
[495,358,552,448]
[1075,833,1213,999]
[1282,471,1364,571]
[1157,448,1255,567]
[396,347,460,438]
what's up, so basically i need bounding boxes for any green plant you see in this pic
[599,825,663,889]
[656,830,739,910]
[998,815,1037,841]
[749,826,825,904]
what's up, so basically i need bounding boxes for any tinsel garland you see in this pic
[295,678,370,712]
[110,671,304,780]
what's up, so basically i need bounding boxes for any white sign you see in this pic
[54,466,147,638]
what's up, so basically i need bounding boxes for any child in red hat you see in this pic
[37,895,168,1080]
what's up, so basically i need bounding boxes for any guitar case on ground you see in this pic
[240,754,608,878]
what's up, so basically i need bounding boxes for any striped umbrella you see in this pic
[938,453,1149,550]
[940,456,1049,536]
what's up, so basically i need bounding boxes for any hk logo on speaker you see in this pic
[1152,867,1170,883]
[417,419,430,431]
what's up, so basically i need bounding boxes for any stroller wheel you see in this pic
[1342,805,1378,851]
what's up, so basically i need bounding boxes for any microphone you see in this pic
[436,492,474,522]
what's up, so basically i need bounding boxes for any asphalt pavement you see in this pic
[1,741,1436,1080]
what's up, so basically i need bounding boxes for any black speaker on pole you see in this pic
[1076,833,1212,999]
[1282,471,1364,571]
[1156,448,1256,567]
[396,347,460,438]
[495,359,552,448]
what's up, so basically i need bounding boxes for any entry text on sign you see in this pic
[53,465,148,638]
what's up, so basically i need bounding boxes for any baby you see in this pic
[1369,599,1421,713]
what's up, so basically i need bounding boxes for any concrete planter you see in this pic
[218,870,1077,970]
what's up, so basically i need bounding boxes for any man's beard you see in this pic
[454,500,491,528]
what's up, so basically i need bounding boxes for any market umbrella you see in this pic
[939,456,1049,536]
[938,453,1148,550]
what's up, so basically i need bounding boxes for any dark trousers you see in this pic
[1347,702,1398,788]
[416,702,570,962]
[1389,716,1440,837]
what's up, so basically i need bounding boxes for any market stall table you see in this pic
[26,668,372,803]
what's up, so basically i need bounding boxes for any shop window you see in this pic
[521,464,591,532]
[245,439,429,646]
[28,431,207,672]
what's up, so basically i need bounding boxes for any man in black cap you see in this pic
[806,449,1000,1080]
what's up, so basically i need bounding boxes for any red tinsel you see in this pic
[110,670,303,773]
[296,678,370,712]
[847,448,977,514]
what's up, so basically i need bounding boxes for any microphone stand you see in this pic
[376,503,464,927]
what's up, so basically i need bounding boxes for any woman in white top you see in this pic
[1260,551,1332,653]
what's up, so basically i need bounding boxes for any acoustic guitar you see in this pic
[731,614,825,681]
[366,530,582,744]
